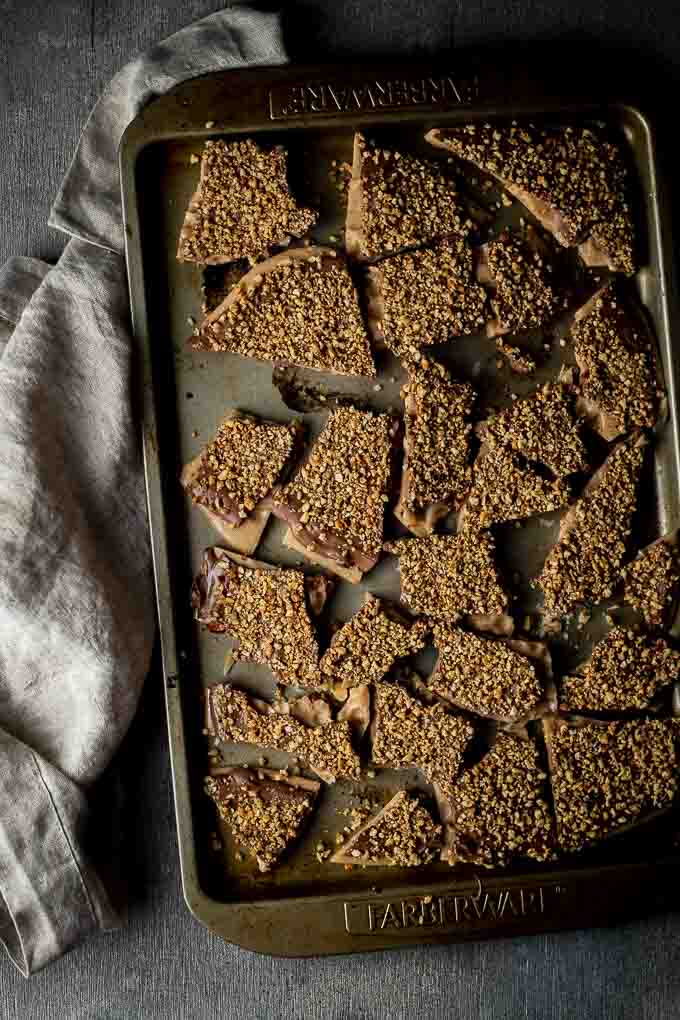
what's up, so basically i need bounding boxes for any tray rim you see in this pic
[119,60,680,955]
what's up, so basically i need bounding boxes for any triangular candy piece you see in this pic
[331,791,442,867]
[205,767,319,872]
[272,407,397,582]
[460,445,570,530]
[193,248,375,377]
[537,433,646,617]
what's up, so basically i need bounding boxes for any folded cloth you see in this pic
[0,6,286,976]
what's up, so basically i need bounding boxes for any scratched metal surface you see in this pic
[3,1,680,1018]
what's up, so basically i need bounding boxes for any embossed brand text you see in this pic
[268,75,478,120]
[344,884,562,936]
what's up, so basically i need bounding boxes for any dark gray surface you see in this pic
[2,1,680,1016]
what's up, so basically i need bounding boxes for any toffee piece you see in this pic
[427,121,636,274]
[395,357,476,536]
[205,767,319,872]
[545,717,678,853]
[476,228,561,337]
[480,383,588,478]
[620,533,680,630]
[272,407,397,583]
[177,139,317,264]
[345,133,472,259]
[386,532,510,629]
[193,248,375,378]
[371,681,474,800]
[192,548,320,686]
[181,412,301,554]
[536,433,646,617]
[559,627,680,712]
[430,626,554,723]
[444,734,555,868]
[570,282,662,440]
[367,240,488,359]
[207,685,360,783]
[330,791,442,867]
[319,595,428,691]
[460,444,570,530]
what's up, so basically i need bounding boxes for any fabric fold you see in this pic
[0,5,288,975]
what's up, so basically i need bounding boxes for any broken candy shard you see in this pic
[319,595,428,690]
[193,247,375,378]
[544,717,678,854]
[330,791,442,867]
[345,132,473,259]
[444,733,555,868]
[205,767,319,872]
[426,121,636,274]
[192,547,321,687]
[272,407,398,582]
[177,138,317,264]
[207,685,360,783]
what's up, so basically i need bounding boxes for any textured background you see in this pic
[2,1,680,1017]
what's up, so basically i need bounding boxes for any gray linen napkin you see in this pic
[0,6,286,976]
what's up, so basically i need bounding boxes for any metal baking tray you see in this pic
[120,61,680,954]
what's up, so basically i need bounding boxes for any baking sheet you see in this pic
[120,63,680,952]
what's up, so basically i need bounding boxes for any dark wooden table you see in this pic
[2,2,680,1016]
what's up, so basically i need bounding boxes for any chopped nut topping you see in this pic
[369,240,488,358]
[320,596,428,689]
[346,134,472,258]
[446,734,555,867]
[205,768,318,871]
[560,627,680,711]
[482,230,561,334]
[194,249,375,377]
[331,791,442,867]
[430,626,544,721]
[482,383,588,477]
[494,341,536,375]
[546,719,677,853]
[177,139,317,264]
[571,283,661,437]
[620,536,680,629]
[371,682,473,799]
[387,532,509,623]
[274,408,395,567]
[461,445,570,530]
[192,550,320,686]
[399,358,476,517]
[428,122,635,274]
[185,413,299,523]
[208,686,360,782]
[537,434,646,616]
